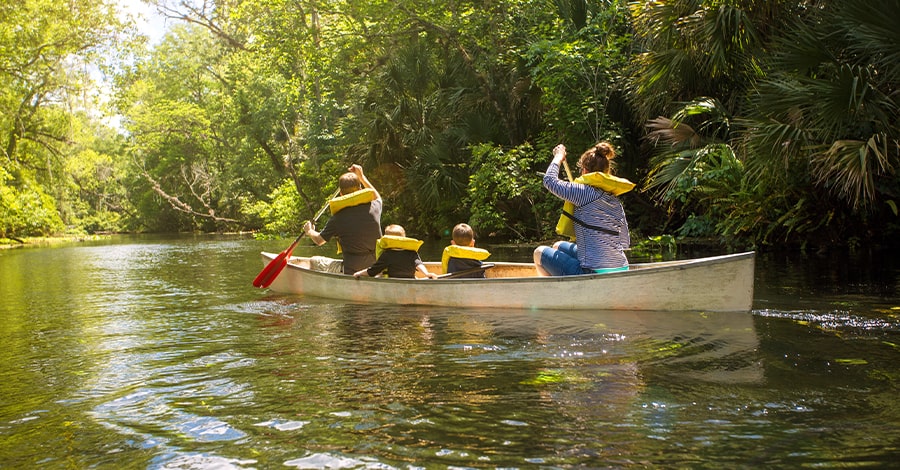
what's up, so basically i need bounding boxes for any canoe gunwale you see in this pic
[268,251,755,283]
[260,251,755,312]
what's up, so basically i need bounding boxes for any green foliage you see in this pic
[4,0,897,251]
[677,215,717,239]
[526,0,631,146]
[630,234,678,261]
[630,0,900,248]
[242,179,302,236]
[467,143,556,241]
[115,24,254,232]
[0,168,64,237]
[0,0,127,238]
[642,98,745,237]
[744,0,900,212]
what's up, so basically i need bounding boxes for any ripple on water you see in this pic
[284,453,394,469]
[148,452,256,470]
[755,308,900,332]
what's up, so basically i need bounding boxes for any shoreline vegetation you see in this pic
[2,1,897,253]
[0,235,113,249]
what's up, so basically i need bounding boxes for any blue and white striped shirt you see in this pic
[543,161,630,270]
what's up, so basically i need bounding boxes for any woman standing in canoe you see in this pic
[534,142,633,276]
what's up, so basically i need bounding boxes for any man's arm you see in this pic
[350,164,380,201]
[302,221,327,245]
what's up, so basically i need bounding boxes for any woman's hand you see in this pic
[552,144,566,163]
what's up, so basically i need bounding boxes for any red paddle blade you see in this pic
[257,258,288,288]
[253,234,305,288]
[253,253,288,288]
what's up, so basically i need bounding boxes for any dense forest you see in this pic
[2,0,898,252]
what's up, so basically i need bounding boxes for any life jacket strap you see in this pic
[560,210,618,236]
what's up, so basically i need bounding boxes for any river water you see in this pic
[1,234,898,468]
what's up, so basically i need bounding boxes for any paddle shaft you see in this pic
[562,157,574,181]
[310,188,339,226]
[252,187,340,288]
[437,263,495,279]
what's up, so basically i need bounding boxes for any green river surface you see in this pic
[1,234,898,469]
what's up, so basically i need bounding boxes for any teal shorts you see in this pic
[589,266,629,274]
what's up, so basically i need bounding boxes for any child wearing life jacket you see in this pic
[353,224,437,279]
[442,223,491,278]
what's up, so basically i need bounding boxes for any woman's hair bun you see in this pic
[594,142,616,160]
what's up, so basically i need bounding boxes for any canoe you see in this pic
[260,251,755,312]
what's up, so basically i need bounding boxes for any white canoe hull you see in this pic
[261,251,755,312]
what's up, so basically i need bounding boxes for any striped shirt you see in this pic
[543,161,630,270]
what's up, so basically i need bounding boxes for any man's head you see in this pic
[338,172,362,195]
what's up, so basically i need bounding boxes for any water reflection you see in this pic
[1,237,899,468]
[240,301,764,467]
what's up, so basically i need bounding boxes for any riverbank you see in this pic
[0,235,112,249]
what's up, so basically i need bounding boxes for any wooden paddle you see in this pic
[562,156,575,181]
[252,188,341,288]
[436,263,495,279]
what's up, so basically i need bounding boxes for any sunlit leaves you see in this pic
[810,135,893,211]
[0,0,125,237]
[0,166,64,237]
[467,143,555,241]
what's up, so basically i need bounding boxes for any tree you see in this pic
[0,0,126,237]
[629,0,900,248]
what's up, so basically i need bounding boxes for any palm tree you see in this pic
[626,0,795,123]
[643,97,743,236]
[631,0,900,246]
[745,0,900,212]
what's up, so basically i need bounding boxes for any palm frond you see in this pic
[810,134,893,210]
[646,116,699,149]
[834,0,900,83]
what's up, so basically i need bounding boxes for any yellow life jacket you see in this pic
[556,172,635,240]
[325,188,378,254]
[329,188,377,215]
[442,245,491,273]
[375,235,424,259]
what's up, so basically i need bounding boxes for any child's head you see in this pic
[451,223,475,246]
[384,224,406,237]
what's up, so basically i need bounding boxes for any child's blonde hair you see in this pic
[384,224,406,237]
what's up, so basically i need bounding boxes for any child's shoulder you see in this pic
[443,245,491,258]
[377,235,423,254]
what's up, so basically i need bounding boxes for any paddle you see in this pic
[562,156,575,181]
[436,263,495,279]
[252,188,341,288]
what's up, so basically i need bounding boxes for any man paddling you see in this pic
[303,164,383,275]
